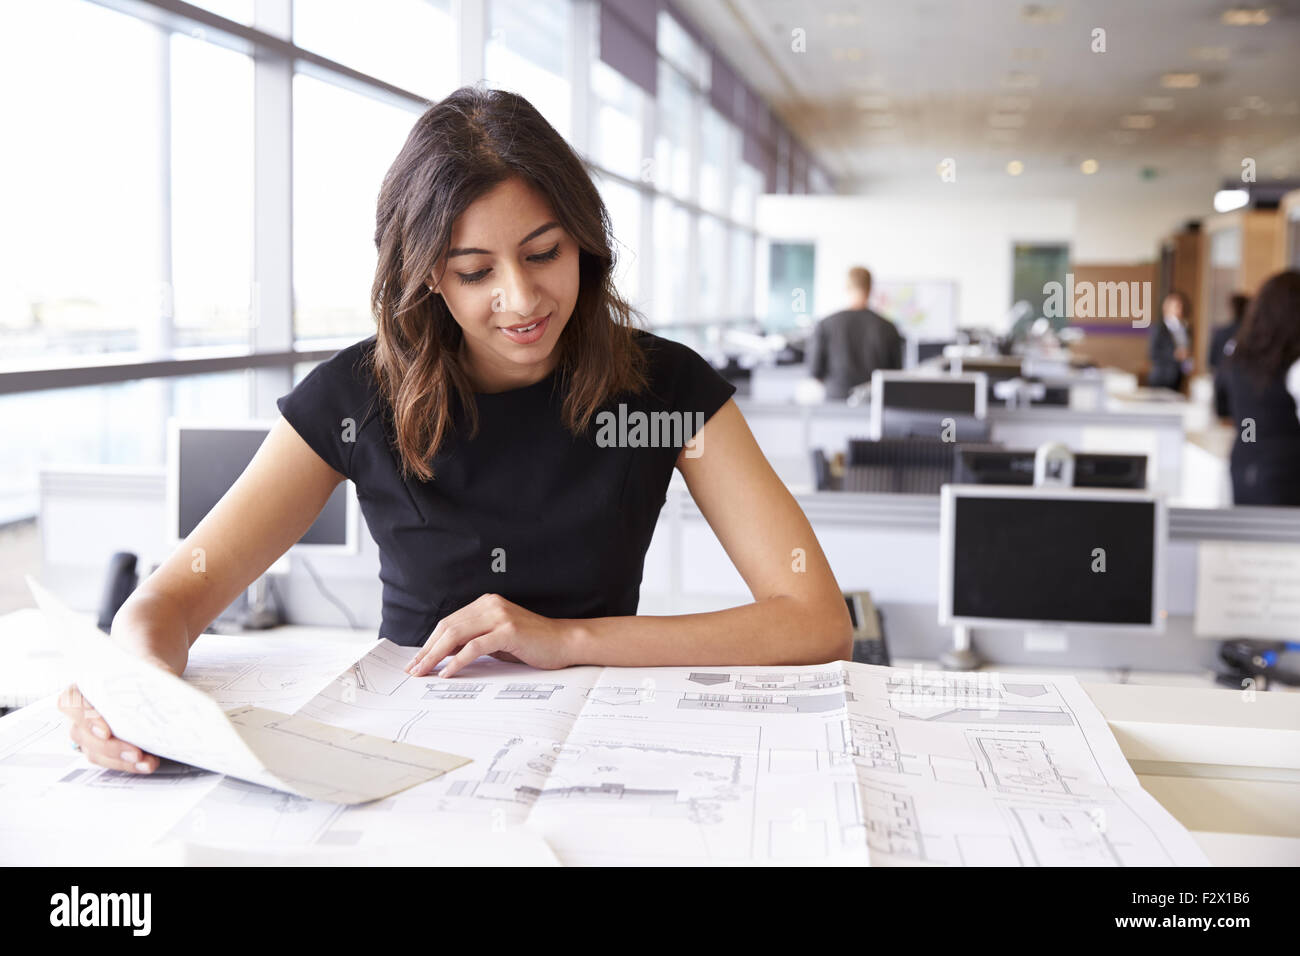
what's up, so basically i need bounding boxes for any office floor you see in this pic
[0,519,40,615]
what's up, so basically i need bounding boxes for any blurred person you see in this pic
[1147,290,1194,392]
[806,266,903,401]
[1218,270,1300,506]
[1212,292,1250,417]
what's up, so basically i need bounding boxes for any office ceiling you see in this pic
[674,0,1300,198]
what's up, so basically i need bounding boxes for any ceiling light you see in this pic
[864,113,896,128]
[1011,47,1046,60]
[1122,114,1156,129]
[1003,72,1039,89]
[993,95,1033,111]
[1161,72,1201,89]
[1019,4,1064,23]
[1141,96,1176,111]
[1110,130,1139,145]
[1081,159,1099,174]
[1221,7,1270,25]
[988,113,1027,128]
[1191,45,1231,60]
[1225,106,1247,120]
[1006,160,1025,176]
[855,94,891,110]
[1213,189,1249,212]
[832,47,864,62]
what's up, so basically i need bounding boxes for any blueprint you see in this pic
[157,643,1208,865]
[2,597,1210,863]
[26,578,470,805]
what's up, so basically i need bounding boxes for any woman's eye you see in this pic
[455,244,559,286]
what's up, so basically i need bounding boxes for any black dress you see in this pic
[1219,356,1300,506]
[276,329,737,645]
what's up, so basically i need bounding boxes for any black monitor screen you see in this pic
[951,495,1155,625]
[881,379,977,415]
[177,428,348,545]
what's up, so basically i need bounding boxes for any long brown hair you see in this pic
[368,86,648,481]
[1231,269,1300,389]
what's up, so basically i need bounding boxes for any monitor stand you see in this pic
[237,575,283,630]
[939,625,981,671]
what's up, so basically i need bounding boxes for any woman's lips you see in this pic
[498,312,551,344]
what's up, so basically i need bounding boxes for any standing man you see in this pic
[806,266,903,400]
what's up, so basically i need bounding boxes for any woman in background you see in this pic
[1218,270,1300,506]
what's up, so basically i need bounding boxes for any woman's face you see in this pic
[430,175,579,391]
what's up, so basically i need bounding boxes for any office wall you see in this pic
[757,190,1211,332]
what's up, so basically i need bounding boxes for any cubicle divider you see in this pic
[42,463,1294,673]
[737,399,1188,497]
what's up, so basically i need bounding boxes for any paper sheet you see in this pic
[1194,540,1300,639]
[25,577,471,805]
[164,646,1208,866]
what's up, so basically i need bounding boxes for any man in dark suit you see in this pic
[1148,290,1194,392]
[807,266,903,400]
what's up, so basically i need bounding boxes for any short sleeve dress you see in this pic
[276,329,736,645]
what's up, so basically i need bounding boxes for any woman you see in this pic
[59,87,852,774]
[1147,290,1194,392]
[1218,269,1300,506]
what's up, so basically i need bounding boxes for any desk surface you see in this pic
[3,609,1298,865]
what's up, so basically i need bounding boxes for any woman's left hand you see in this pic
[405,593,576,679]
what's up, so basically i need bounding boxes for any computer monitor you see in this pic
[166,419,357,563]
[938,485,1166,632]
[870,370,988,441]
[954,448,1149,489]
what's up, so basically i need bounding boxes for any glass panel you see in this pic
[699,106,730,214]
[731,161,761,225]
[767,242,815,334]
[730,227,756,319]
[294,0,457,99]
[486,0,572,139]
[0,371,250,522]
[293,74,420,343]
[170,33,255,349]
[652,199,690,325]
[0,0,165,364]
[654,61,694,200]
[656,10,708,88]
[589,59,645,180]
[696,215,727,321]
[596,176,643,311]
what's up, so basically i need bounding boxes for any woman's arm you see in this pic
[110,417,346,674]
[564,399,852,668]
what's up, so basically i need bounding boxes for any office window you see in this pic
[293,74,419,343]
[656,10,709,89]
[697,215,728,321]
[654,61,695,200]
[0,370,250,523]
[589,59,646,181]
[294,0,457,99]
[730,228,756,319]
[0,0,165,363]
[188,1,256,27]
[652,199,691,324]
[767,242,815,333]
[486,0,572,139]
[170,33,255,349]
[732,161,762,225]
[595,175,644,312]
[699,106,731,214]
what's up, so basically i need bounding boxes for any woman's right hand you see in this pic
[57,684,161,774]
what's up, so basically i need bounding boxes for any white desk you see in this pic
[2,609,1297,865]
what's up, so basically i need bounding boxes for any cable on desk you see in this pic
[295,556,361,630]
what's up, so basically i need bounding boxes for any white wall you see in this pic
[757,189,1213,332]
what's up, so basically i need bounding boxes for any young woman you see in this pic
[59,86,852,774]
[1217,269,1300,506]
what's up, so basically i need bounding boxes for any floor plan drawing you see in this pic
[1,632,1213,866]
